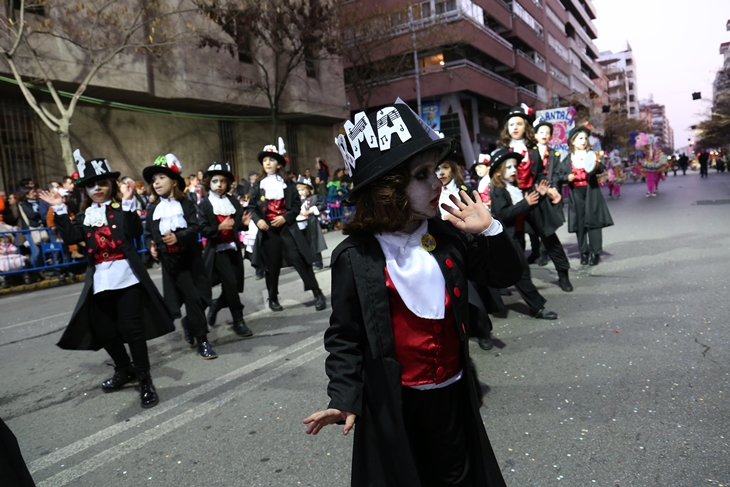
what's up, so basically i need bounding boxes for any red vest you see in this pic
[571,167,589,187]
[264,199,286,221]
[516,151,534,190]
[215,214,236,245]
[92,226,125,265]
[385,268,462,387]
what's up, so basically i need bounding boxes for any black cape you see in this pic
[198,194,246,292]
[323,218,521,487]
[54,205,174,351]
[299,194,327,254]
[144,198,211,317]
[554,156,614,232]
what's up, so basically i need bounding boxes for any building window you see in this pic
[628,82,634,90]
[11,0,44,15]
[419,52,445,71]
[218,121,237,172]
[548,33,569,62]
[629,94,634,102]
[510,2,544,38]
[549,65,569,86]
[435,0,457,15]
[546,6,563,30]
[630,107,635,114]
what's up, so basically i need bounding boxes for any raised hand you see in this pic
[121,181,135,201]
[218,216,234,231]
[441,190,493,234]
[525,190,539,206]
[303,408,357,436]
[37,190,64,207]
[547,187,562,204]
[536,179,550,196]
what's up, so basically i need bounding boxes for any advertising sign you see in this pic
[420,102,440,132]
[535,107,576,154]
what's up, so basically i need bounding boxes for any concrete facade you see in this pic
[597,44,639,119]
[639,96,674,152]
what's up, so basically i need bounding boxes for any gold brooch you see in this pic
[260,195,266,202]
[111,202,120,209]
[420,233,436,252]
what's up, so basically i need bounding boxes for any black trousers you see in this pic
[571,186,603,255]
[525,214,569,272]
[512,234,547,313]
[467,281,492,339]
[172,267,208,338]
[92,284,150,373]
[260,225,318,300]
[402,380,474,487]
[213,249,244,322]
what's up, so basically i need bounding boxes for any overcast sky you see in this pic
[593,0,729,149]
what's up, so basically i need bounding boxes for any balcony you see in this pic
[504,13,546,52]
[568,38,599,78]
[516,86,547,107]
[474,0,513,29]
[566,11,598,49]
[439,16,515,67]
[569,63,600,96]
[513,50,548,84]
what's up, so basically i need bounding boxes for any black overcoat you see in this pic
[323,218,522,487]
[554,156,614,232]
[198,195,245,293]
[54,204,175,351]
[489,186,537,239]
[300,194,327,254]
[248,181,315,269]
[144,198,211,318]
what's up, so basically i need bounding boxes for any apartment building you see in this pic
[597,44,640,119]
[0,1,349,191]
[341,0,604,163]
[713,20,730,101]
[640,96,674,152]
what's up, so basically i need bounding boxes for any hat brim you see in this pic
[76,172,121,187]
[504,112,532,125]
[569,127,592,140]
[203,169,235,182]
[534,121,553,133]
[142,166,186,190]
[489,151,523,178]
[342,137,456,205]
[257,151,287,166]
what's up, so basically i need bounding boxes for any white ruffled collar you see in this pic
[209,191,236,216]
[259,174,287,201]
[572,150,587,169]
[84,200,111,227]
[153,198,188,235]
[504,181,524,204]
[375,220,445,319]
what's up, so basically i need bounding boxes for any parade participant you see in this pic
[143,154,217,359]
[498,105,572,291]
[635,132,665,196]
[437,158,469,218]
[38,150,173,409]
[606,150,624,199]
[472,154,491,205]
[555,126,614,266]
[489,147,559,320]
[295,176,327,271]
[249,146,326,312]
[303,102,522,487]
[533,118,565,267]
[198,162,253,337]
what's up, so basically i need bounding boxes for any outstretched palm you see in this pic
[441,190,494,234]
[37,190,63,207]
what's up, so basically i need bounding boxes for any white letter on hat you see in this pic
[91,160,107,175]
[376,107,412,151]
[344,112,377,160]
[335,134,357,177]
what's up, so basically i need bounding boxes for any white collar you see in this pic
[538,143,547,157]
[153,198,188,234]
[572,150,587,169]
[504,181,524,204]
[259,174,287,201]
[375,220,445,319]
[209,191,236,216]
[84,200,111,227]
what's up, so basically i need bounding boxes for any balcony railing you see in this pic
[516,49,546,72]
[516,86,547,102]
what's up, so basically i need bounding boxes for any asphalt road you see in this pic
[1,169,729,487]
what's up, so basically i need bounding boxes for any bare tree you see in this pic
[195,0,339,142]
[0,0,188,174]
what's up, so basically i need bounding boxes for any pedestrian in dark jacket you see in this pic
[304,102,522,487]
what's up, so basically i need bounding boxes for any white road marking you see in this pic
[29,333,324,474]
[1,311,73,331]
[36,347,326,487]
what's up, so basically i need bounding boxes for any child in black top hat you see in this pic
[304,101,522,487]
[197,162,253,337]
[499,104,573,292]
[533,118,566,266]
[143,154,216,359]
[249,146,326,312]
[295,176,327,271]
[38,149,174,409]
[488,147,559,320]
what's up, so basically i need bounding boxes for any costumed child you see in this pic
[0,233,26,272]
[143,154,217,359]
[635,132,663,197]
[473,154,491,206]
[295,176,328,271]
[498,104,573,292]
[198,162,253,337]
[38,150,174,409]
[555,125,614,266]
[249,145,326,312]
[304,101,523,487]
[488,147,559,320]
[437,158,470,213]
[606,150,624,199]
[534,117,565,267]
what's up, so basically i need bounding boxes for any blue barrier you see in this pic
[323,197,353,229]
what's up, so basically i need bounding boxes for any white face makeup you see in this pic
[502,160,517,182]
[573,133,588,151]
[536,125,552,145]
[474,164,488,177]
[508,117,526,140]
[262,156,280,175]
[405,150,442,221]
[210,175,228,195]
[86,179,112,203]
[437,162,453,185]
[152,173,175,198]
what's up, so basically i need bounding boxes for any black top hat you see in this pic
[257,145,287,166]
[568,124,592,141]
[336,102,455,204]
[142,154,186,190]
[488,147,523,178]
[295,175,314,190]
[72,149,120,187]
[533,117,553,135]
[474,154,490,166]
[504,103,535,124]
[204,161,235,181]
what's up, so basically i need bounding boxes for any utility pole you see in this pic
[408,6,422,118]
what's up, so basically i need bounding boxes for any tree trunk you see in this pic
[58,126,75,176]
[270,109,279,144]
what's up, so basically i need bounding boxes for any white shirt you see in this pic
[438,179,460,219]
[208,192,237,252]
[504,181,525,204]
[572,150,587,169]
[259,174,287,201]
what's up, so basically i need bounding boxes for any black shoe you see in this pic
[268,299,283,312]
[589,254,600,266]
[537,255,549,266]
[255,270,265,280]
[478,336,494,351]
[137,371,159,409]
[207,300,219,327]
[231,320,253,337]
[314,290,326,311]
[181,317,195,348]
[532,308,558,320]
[313,264,324,271]
[580,253,589,265]
[197,341,218,359]
[526,252,538,264]
[101,365,136,392]
[499,288,513,296]
[557,271,573,292]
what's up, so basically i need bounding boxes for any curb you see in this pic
[0,273,86,297]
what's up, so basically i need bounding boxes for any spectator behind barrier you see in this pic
[18,186,44,270]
